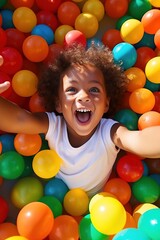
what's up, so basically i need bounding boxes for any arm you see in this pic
[112,123,160,158]
[0,82,48,134]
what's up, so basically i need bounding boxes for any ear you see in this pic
[104,99,110,113]
[55,99,62,113]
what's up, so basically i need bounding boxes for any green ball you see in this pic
[114,109,138,130]
[132,176,160,203]
[0,151,25,179]
[128,0,152,20]
[79,214,109,240]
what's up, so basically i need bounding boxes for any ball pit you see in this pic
[0,0,160,239]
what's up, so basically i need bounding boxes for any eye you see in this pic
[66,87,76,93]
[90,87,100,93]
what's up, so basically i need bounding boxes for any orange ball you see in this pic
[138,111,160,130]
[103,177,131,205]
[123,211,136,229]
[14,133,42,156]
[125,67,146,92]
[22,35,49,62]
[141,9,160,34]
[129,88,155,114]
[17,202,54,240]
[0,222,19,240]
[10,0,34,8]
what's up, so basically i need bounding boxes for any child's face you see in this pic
[56,64,109,137]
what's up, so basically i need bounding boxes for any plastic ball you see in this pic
[14,133,42,156]
[48,215,79,240]
[125,67,146,92]
[103,177,131,205]
[128,0,152,20]
[39,195,63,218]
[102,29,122,50]
[22,35,49,62]
[116,154,144,182]
[0,47,23,75]
[114,109,139,130]
[153,91,160,112]
[44,178,69,203]
[132,176,160,203]
[112,42,137,70]
[5,28,26,54]
[134,46,156,71]
[120,19,144,44]
[29,92,46,112]
[75,13,99,38]
[154,29,160,50]
[55,25,73,45]
[11,177,43,208]
[10,0,34,8]
[79,214,109,240]
[0,27,7,48]
[31,24,54,45]
[32,149,62,179]
[63,188,89,216]
[0,10,14,30]
[138,208,160,240]
[0,151,24,179]
[104,0,128,19]
[145,56,160,84]
[17,202,54,240]
[12,69,38,97]
[0,142,2,154]
[12,7,37,33]
[116,15,133,30]
[145,79,160,92]
[35,0,62,13]
[141,9,160,34]
[57,1,81,26]
[36,10,58,32]
[113,228,151,240]
[43,43,63,66]
[0,222,19,239]
[82,0,105,22]
[90,197,126,235]
[0,134,15,153]
[129,88,155,114]
[0,195,9,223]
[63,29,87,48]
[123,211,137,229]
[149,0,160,7]
[133,203,158,225]
[138,111,160,130]
[5,237,29,240]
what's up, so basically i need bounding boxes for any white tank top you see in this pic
[45,112,119,196]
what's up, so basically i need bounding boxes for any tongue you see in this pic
[76,112,90,123]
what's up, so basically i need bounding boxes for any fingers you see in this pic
[0,81,10,94]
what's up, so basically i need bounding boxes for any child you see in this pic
[0,44,160,196]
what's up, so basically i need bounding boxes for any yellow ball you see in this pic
[120,19,144,44]
[145,56,160,83]
[32,150,62,179]
[12,70,38,97]
[82,0,105,21]
[55,25,73,45]
[75,13,99,38]
[90,197,126,235]
[63,188,89,216]
[13,7,37,33]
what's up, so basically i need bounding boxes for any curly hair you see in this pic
[38,43,128,117]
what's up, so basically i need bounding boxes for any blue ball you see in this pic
[112,42,137,70]
[44,178,69,203]
[31,24,54,45]
[0,134,15,153]
[0,9,14,29]
[113,228,150,240]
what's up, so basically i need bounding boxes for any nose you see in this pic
[77,90,90,102]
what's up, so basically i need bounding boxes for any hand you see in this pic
[0,81,10,94]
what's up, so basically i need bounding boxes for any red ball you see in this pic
[63,30,86,48]
[0,196,9,223]
[116,154,144,182]
[35,0,62,12]
[36,10,59,32]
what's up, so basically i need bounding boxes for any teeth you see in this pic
[76,109,91,113]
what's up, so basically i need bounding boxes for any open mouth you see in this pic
[75,109,92,123]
